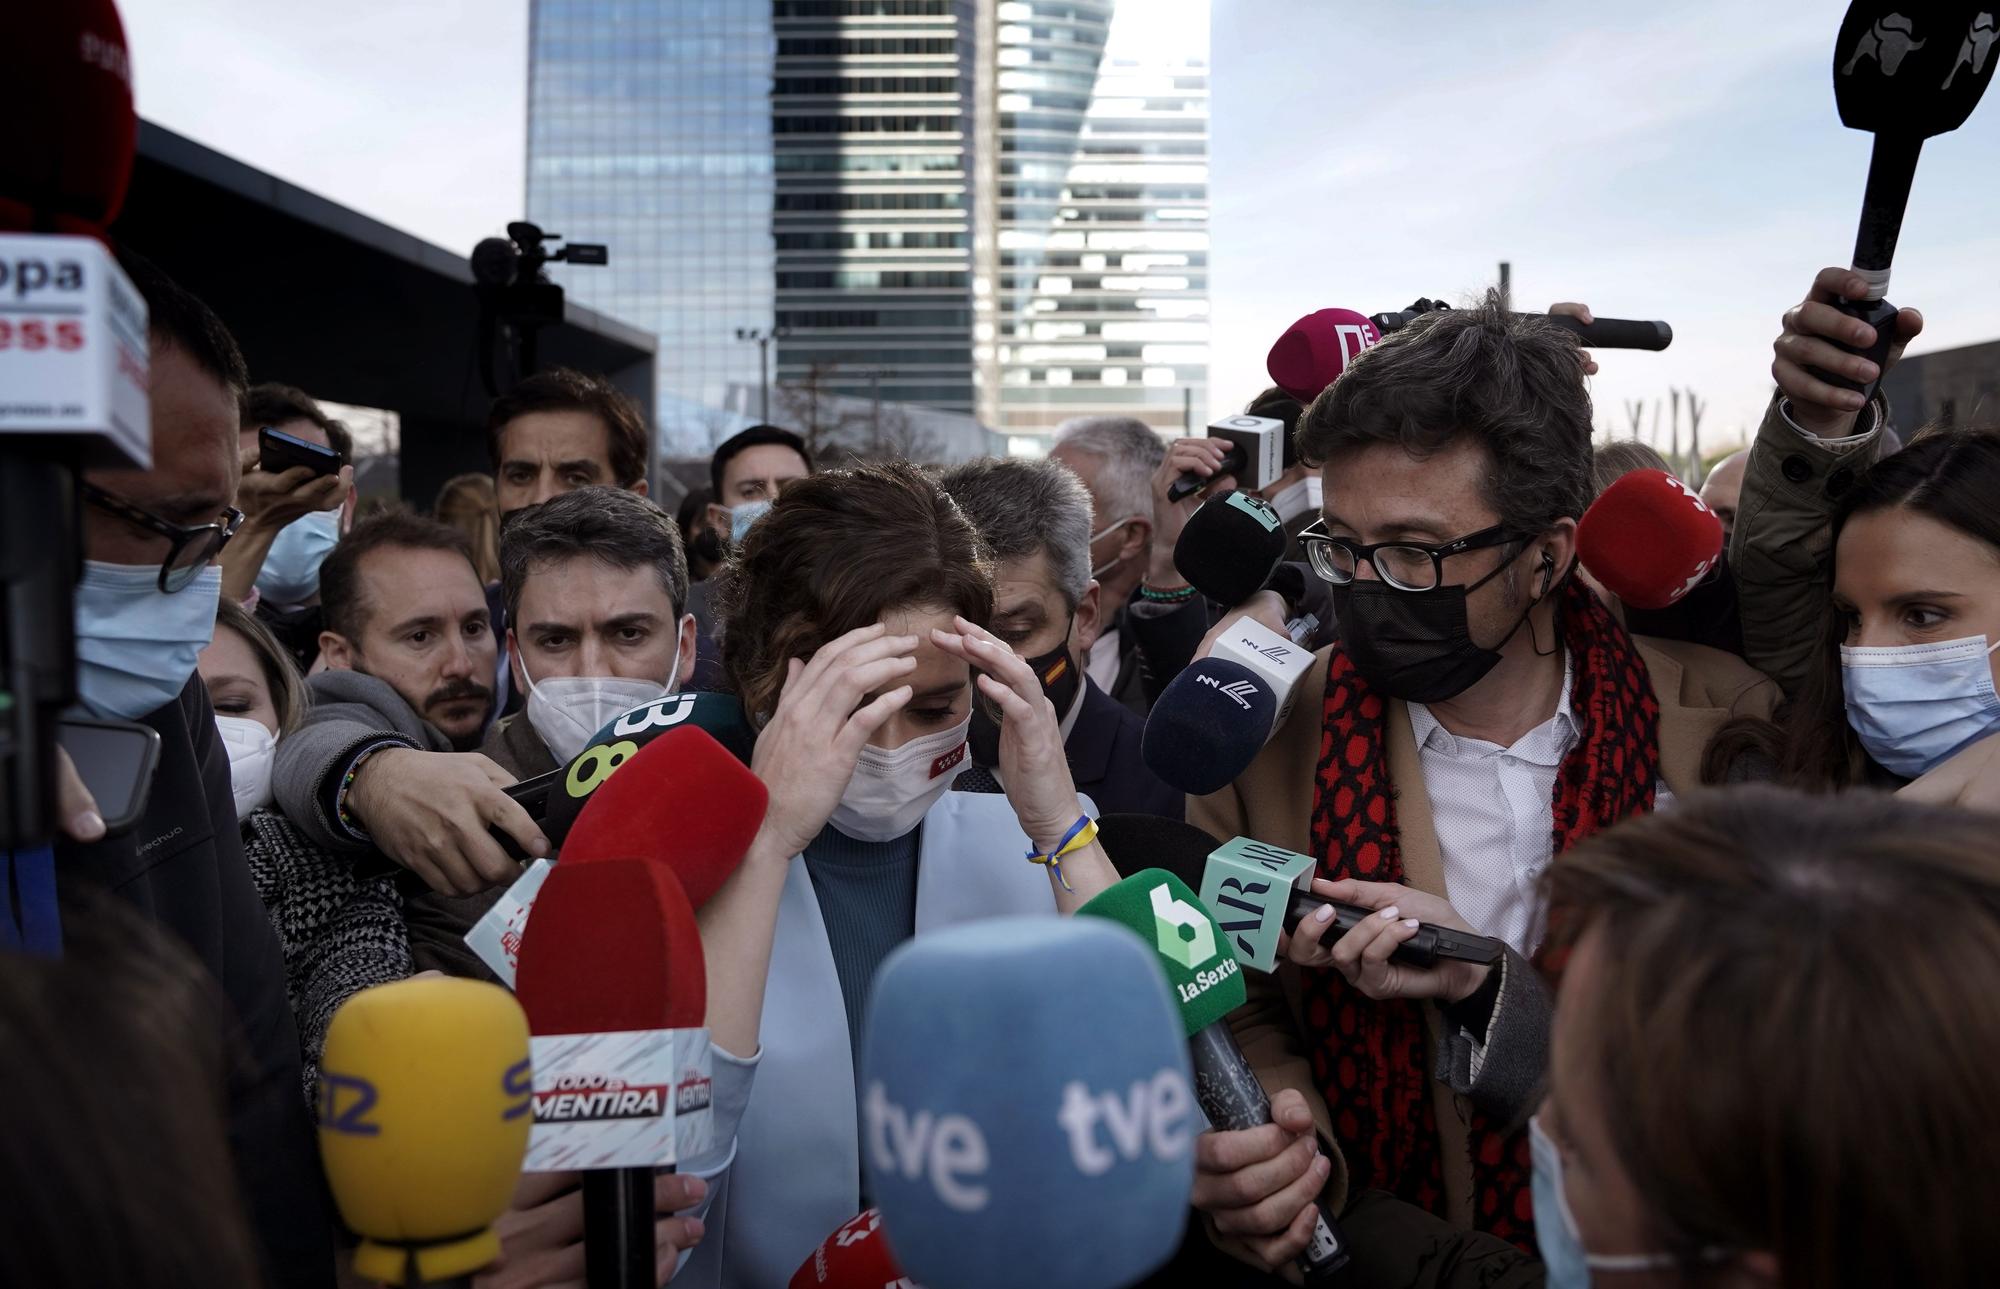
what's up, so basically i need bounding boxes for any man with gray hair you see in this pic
[1049,415,1171,712]
[939,457,1182,819]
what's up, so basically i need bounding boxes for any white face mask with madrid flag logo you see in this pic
[827,714,971,843]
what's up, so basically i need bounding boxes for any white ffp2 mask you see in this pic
[827,715,970,843]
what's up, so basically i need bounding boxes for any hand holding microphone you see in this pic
[1773,266,1924,434]
[1280,878,1492,1004]
[480,1171,705,1289]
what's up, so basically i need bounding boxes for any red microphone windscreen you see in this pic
[515,859,705,1034]
[789,1210,906,1289]
[0,0,136,234]
[1265,308,1382,403]
[558,725,768,908]
[1577,469,1724,611]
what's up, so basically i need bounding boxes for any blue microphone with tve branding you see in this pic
[859,917,1195,1289]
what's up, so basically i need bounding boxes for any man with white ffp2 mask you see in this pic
[488,485,697,778]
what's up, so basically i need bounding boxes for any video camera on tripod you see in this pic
[470,221,608,396]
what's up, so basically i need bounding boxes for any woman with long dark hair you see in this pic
[1727,267,2000,798]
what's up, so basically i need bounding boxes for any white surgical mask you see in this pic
[214,714,277,819]
[75,562,223,719]
[828,714,970,843]
[1530,1116,1683,1287]
[1841,634,2000,780]
[522,640,680,765]
[1088,516,1138,582]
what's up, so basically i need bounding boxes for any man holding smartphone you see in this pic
[220,384,355,670]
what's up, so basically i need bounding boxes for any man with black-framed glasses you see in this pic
[1183,295,1780,1277]
[54,249,335,1287]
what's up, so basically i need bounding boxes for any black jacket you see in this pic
[1067,677,1184,820]
[57,677,335,1287]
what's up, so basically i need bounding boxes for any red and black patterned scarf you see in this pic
[1301,578,1661,1249]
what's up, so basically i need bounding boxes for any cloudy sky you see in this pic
[124,0,2000,448]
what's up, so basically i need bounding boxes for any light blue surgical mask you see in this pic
[254,509,340,605]
[730,498,774,545]
[1530,1115,1681,1288]
[74,561,223,719]
[1841,634,2000,780]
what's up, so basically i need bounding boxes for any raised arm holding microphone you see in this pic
[1724,268,2000,808]
[680,462,1118,1287]
[1184,296,1778,1271]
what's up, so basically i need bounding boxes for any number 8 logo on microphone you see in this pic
[564,739,640,799]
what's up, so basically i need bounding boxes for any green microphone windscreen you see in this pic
[1077,869,1245,1038]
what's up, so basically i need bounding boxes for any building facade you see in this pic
[526,0,1206,455]
[527,0,775,453]
[977,0,1210,442]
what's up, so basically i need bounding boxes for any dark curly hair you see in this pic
[717,461,994,724]
[1295,290,1594,536]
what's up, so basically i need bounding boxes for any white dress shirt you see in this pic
[1086,625,1123,692]
[1406,652,1674,956]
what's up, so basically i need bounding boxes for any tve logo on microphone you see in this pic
[858,918,1196,1289]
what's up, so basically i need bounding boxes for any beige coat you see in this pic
[1189,636,1778,1240]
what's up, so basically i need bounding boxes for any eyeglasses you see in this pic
[82,483,244,592]
[1299,519,1527,593]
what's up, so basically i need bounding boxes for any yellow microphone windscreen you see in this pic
[318,976,533,1283]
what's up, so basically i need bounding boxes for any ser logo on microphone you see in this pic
[1195,671,1260,710]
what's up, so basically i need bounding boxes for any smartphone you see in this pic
[56,717,163,836]
[259,425,341,477]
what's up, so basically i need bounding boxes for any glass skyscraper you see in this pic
[524,0,1206,455]
[527,0,776,454]
[978,0,1210,441]
[770,0,979,415]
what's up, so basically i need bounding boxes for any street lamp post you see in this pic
[734,326,790,424]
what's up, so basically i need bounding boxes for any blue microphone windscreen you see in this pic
[1142,657,1277,796]
[860,917,1196,1289]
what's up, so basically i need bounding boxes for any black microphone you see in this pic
[1172,490,1288,607]
[1166,414,1286,503]
[1371,305,1673,351]
[1809,3,1997,401]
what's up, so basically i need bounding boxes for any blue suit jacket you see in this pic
[1068,676,1184,820]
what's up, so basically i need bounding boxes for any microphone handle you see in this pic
[1283,891,1503,968]
[1372,307,1671,351]
[1805,134,1923,403]
[583,1167,656,1289]
[1189,1022,1350,1281]
[1167,444,1247,503]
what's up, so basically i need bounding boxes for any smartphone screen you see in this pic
[56,718,162,835]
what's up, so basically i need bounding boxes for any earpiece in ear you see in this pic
[1538,551,1555,596]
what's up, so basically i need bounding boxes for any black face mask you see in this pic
[969,631,1082,766]
[688,525,724,567]
[1328,552,1543,704]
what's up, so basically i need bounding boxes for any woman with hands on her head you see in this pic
[676,462,1117,1289]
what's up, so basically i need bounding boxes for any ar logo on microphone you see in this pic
[1151,884,1218,970]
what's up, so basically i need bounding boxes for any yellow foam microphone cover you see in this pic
[318,976,533,1284]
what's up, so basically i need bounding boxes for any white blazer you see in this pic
[676,790,1087,1288]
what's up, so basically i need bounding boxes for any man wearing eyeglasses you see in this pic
[55,250,335,1286]
[1182,295,1779,1274]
